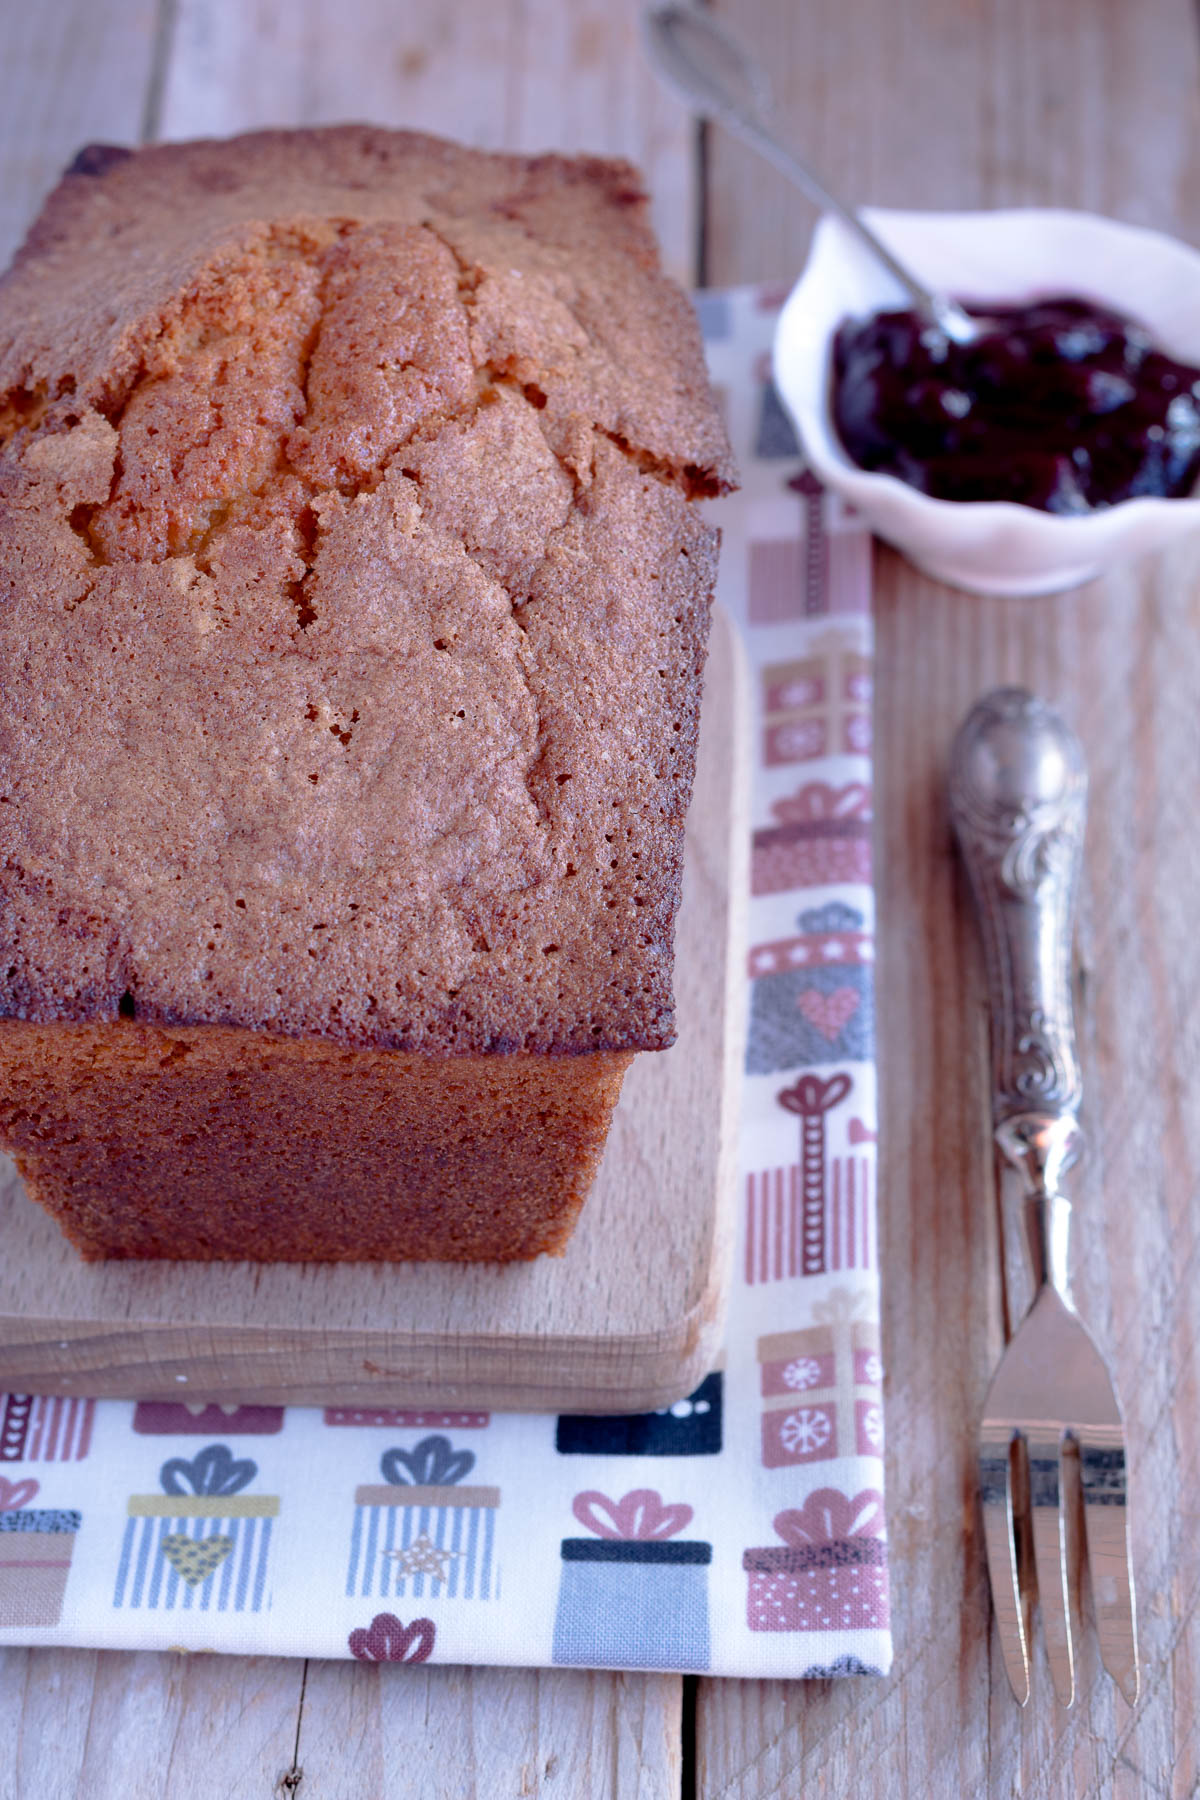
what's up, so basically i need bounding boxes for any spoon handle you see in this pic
[644,2,973,340]
[722,112,955,326]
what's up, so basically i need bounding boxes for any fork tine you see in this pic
[1079,1426,1139,1705]
[1027,1427,1076,1706]
[980,1424,1030,1705]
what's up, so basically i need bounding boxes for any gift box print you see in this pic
[744,1489,888,1633]
[114,1445,279,1614]
[556,1374,722,1457]
[745,1069,877,1282]
[0,1478,80,1628]
[347,1435,500,1602]
[746,499,870,627]
[750,783,872,896]
[325,1408,490,1431]
[754,379,801,460]
[757,1291,883,1467]
[552,1490,711,1672]
[759,636,871,763]
[746,904,874,1075]
[1,1394,94,1462]
[133,1403,284,1436]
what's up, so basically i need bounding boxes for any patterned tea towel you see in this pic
[0,287,889,1678]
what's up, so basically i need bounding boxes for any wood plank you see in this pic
[706,0,1200,286]
[289,1661,680,1799]
[0,1645,679,1797]
[157,0,697,286]
[0,610,746,1416]
[0,0,161,267]
[699,0,1200,1795]
[0,1645,304,1799]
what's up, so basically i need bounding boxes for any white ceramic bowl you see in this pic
[773,207,1200,596]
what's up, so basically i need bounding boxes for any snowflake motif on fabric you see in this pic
[861,1353,884,1387]
[385,1533,465,1582]
[860,1406,883,1450]
[779,1408,833,1455]
[776,720,825,760]
[779,677,821,709]
[782,1357,824,1392]
[846,714,872,752]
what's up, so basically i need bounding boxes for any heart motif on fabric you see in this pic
[848,1117,878,1146]
[572,1488,693,1542]
[348,1611,436,1663]
[161,1534,234,1586]
[796,986,860,1040]
[381,1435,475,1488]
[0,1476,38,1512]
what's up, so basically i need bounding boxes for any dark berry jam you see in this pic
[832,298,1200,511]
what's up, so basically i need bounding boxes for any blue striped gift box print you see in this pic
[113,1495,278,1613]
[346,1485,500,1603]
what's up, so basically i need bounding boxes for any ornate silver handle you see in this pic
[949,688,1087,1213]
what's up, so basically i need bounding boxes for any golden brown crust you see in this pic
[0,1019,633,1261]
[0,126,732,1058]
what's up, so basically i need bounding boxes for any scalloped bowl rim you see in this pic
[772,207,1200,593]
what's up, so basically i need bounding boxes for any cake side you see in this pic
[0,127,731,1057]
[0,1020,634,1261]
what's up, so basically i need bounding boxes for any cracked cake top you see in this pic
[0,126,733,1054]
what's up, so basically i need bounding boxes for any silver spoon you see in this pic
[644,1,983,346]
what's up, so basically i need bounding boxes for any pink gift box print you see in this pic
[0,1477,80,1629]
[133,1403,283,1436]
[757,1291,883,1468]
[760,639,871,767]
[750,781,872,896]
[1,1394,94,1463]
[744,1489,888,1633]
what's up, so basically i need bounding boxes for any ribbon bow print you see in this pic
[159,1445,258,1498]
[572,1489,694,1542]
[380,1435,475,1488]
[773,1487,886,1548]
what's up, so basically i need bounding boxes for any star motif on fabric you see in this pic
[385,1533,464,1581]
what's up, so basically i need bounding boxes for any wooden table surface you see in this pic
[4,1,1200,1794]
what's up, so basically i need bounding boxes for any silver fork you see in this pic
[949,688,1139,1708]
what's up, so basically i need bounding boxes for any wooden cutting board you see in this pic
[0,608,748,1414]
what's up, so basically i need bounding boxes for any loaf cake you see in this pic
[0,126,733,1261]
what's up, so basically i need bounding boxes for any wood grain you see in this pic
[705,0,1200,287]
[0,611,746,1415]
[157,0,697,285]
[0,0,161,267]
[287,1662,680,1799]
[0,1648,679,1800]
[698,1,1200,1795]
[0,1645,304,1800]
